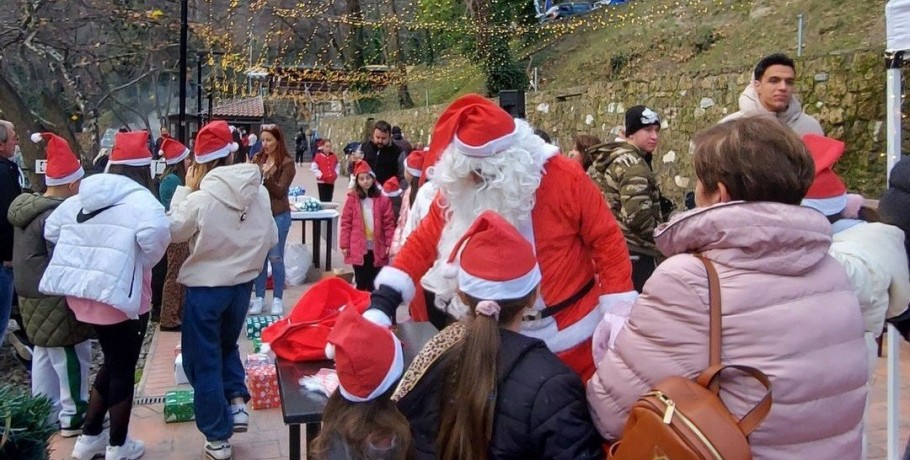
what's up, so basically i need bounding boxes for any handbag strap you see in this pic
[696,364,774,436]
[694,255,722,367]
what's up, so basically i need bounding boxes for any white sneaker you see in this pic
[71,431,109,459]
[270,298,283,316]
[230,403,248,433]
[248,297,263,315]
[105,438,144,460]
[204,440,233,460]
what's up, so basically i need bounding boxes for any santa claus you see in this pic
[365,94,635,378]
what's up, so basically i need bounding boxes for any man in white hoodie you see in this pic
[721,53,824,137]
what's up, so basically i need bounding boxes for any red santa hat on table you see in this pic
[159,137,191,165]
[30,132,84,186]
[801,134,847,216]
[194,120,238,164]
[109,131,152,167]
[325,306,403,402]
[420,94,518,185]
[382,177,402,197]
[405,151,424,178]
[445,211,541,300]
[352,160,374,178]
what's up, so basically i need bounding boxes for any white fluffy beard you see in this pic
[421,121,554,317]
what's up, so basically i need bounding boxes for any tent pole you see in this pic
[885,49,904,460]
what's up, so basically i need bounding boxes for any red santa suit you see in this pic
[371,94,635,379]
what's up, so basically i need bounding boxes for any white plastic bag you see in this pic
[285,243,312,286]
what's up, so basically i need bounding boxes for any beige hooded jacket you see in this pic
[721,85,824,137]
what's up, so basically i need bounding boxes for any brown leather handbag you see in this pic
[607,256,773,460]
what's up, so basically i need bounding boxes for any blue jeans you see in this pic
[0,266,13,343]
[254,211,291,300]
[181,283,252,441]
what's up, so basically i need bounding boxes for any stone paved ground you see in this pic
[46,164,910,459]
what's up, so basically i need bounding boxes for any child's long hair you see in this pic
[310,387,412,460]
[355,173,382,200]
[161,159,188,183]
[436,287,538,460]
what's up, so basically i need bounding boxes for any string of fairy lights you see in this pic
[186,0,748,103]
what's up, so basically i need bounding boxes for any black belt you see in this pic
[522,278,595,322]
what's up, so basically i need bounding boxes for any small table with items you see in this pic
[290,209,339,271]
[275,321,438,460]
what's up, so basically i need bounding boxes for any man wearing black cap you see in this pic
[587,105,665,291]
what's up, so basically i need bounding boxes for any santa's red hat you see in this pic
[31,132,84,186]
[405,151,424,178]
[109,131,152,166]
[802,134,847,216]
[352,160,374,177]
[446,211,540,300]
[194,120,238,164]
[420,94,517,185]
[382,177,402,197]
[326,306,403,402]
[159,137,191,165]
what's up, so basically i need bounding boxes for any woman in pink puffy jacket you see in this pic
[588,116,868,460]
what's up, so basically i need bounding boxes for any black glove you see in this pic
[366,284,403,325]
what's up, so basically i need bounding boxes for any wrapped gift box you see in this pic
[246,364,280,410]
[251,338,262,353]
[175,353,189,385]
[245,352,273,367]
[164,390,195,423]
[246,315,281,340]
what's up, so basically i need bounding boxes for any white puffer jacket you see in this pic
[40,174,171,318]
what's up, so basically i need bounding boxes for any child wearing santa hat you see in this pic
[310,138,340,203]
[309,306,411,460]
[381,177,403,222]
[157,137,193,331]
[41,130,171,460]
[393,211,602,460]
[11,132,92,440]
[340,161,396,292]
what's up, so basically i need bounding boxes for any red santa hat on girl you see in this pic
[382,177,402,198]
[446,211,541,300]
[30,132,84,186]
[194,120,238,164]
[109,131,152,166]
[352,160,374,177]
[405,150,424,178]
[325,306,403,402]
[159,137,191,165]
[419,94,518,185]
[801,134,847,216]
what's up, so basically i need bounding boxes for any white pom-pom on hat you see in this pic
[229,142,239,152]
[325,342,336,359]
[31,133,44,143]
[158,150,165,157]
[442,262,459,279]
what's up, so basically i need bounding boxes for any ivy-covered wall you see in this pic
[315,50,903,204]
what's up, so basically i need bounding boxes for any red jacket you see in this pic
[312,151,339,184]
[340,192,396,267]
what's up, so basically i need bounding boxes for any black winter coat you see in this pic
[360,141,403,186]
[397,328,603,460]
[880,156,910,264]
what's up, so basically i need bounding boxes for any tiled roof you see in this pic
[203,96,264,118]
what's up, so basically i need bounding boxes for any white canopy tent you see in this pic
[885,1,909,458]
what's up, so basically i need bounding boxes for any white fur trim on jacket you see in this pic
[374,266,416,303]
[521,290,637,354]
[591,291,639,363]
[45,167,85,187]
[337,335,403,402]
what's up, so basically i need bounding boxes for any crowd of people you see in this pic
[0,50,909,460]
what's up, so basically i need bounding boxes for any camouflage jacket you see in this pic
[587,141,663,251]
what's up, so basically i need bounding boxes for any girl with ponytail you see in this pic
[393,211,602,460]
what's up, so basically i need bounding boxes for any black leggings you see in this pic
[295,149,305,163]
[317,183,335,203]
[83,313,149,445]
[353,251,380,291]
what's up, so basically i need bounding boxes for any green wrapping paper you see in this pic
[164,390,195,423]
[246,315,281,340]
[252,338,262,353]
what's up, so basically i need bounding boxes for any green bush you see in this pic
[0,385,56,460]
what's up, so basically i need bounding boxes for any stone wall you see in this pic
[314,50,896,204]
